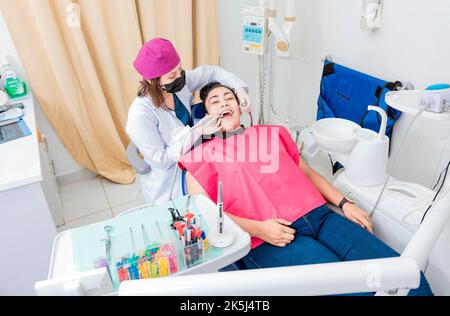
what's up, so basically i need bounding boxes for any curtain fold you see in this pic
[0,0,219,183]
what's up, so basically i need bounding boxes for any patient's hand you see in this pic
[342,204,374,233]
[256,219,296,247]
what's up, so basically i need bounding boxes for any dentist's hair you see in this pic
[137,78,168,110]
[199,81,239,106]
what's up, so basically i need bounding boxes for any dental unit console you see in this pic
[419,84,450,113]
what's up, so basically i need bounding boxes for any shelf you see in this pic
[385,90,450,121]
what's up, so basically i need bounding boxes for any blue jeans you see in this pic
[242,204,433,296]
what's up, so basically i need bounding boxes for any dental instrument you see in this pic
[129,227,136,255]
[141,224,150,246]
[185,212,195,229]
[169,207,184,229]
[104,225,113,263]
[209,181,234,248]
[0,102,25,113]
[184,194,191,215]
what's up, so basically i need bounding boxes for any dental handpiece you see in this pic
[217,181,224,234]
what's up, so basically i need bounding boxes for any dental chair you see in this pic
[126,102,249,271]
[314,59,412,174]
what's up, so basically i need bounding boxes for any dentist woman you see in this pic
[126,38,251,204]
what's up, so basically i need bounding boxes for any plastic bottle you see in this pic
[0,55,27,99]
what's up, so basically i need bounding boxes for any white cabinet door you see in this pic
[39,133,65,226]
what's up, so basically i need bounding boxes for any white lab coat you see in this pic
[126,66,248,204]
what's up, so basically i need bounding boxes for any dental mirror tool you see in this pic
[104,226,113,261]
[209,181,234,248]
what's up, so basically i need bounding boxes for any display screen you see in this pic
[243,25,263,44]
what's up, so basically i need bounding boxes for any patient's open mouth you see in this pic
[219,109,234,119]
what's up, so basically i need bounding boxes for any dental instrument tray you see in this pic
[45,195,251,294]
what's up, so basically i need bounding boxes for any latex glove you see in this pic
[342,203,374,233]
[236,88,252,114]
[255,219,296,247]
[193,114,222,136]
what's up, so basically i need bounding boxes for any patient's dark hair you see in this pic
[199,81,239,105]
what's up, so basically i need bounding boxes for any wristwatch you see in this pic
[338,196,355,210]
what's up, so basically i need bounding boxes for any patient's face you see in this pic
[204,86,241,131]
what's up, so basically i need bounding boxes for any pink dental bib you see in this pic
[179,125,326,249]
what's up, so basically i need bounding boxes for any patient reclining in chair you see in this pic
[178,82,433,296]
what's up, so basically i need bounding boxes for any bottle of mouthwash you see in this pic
[0,55,27,99]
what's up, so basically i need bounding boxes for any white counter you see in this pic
[0,95,42,192]
[0,94,58,295]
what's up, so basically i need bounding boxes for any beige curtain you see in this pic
[0,0,219,184]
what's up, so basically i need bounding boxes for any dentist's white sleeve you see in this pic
[126,107,201,170]
[186,65,249,93]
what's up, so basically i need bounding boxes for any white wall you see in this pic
[217,0,450,188]
[2,2,449,185]
[0,10,83,177]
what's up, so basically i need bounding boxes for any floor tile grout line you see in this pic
[62,207,114,226]
[59,177,112,226]
[99,177,143,211]
[59,177,144,229]
[99,177,114,218]
[111,199,146,217]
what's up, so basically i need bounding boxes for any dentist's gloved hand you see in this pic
[236,88,252,114]
[193,114,222,136]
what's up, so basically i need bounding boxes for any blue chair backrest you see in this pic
[317,61,403,138]
[191,102,206,124]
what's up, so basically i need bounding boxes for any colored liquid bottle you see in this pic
[159,257,170,277]
[150,262,159,278]
[1,56,27,99]
[138,260,150,279]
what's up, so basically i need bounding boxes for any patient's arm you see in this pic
[298,158,344,208]
[298,158,373,232]
[185,171,295,247]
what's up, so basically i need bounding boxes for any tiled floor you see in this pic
[57,175,144,232]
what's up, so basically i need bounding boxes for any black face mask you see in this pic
[162,70,186,93]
